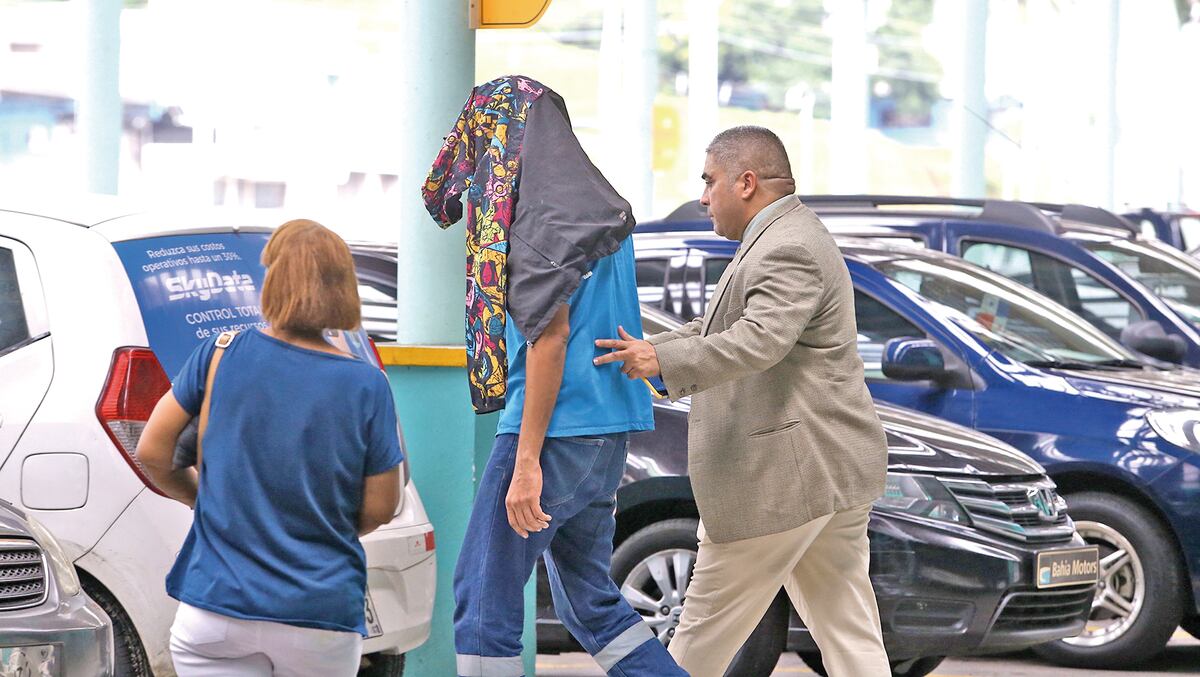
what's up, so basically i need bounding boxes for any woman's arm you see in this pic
[136,392,199,508]
[359,468,401,536]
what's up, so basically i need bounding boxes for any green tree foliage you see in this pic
[653,0,941,120]
[872,0,941,123]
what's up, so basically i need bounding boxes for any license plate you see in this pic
[1036,546,1100,589]
[0,644,60,677]
[364,592,384,639]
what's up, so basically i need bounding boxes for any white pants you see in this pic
[169,603,363,677]
[669,504,891,677]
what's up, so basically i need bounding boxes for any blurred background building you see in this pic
[0,0,1197,237]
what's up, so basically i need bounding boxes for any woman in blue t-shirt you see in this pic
[137,220,404,677]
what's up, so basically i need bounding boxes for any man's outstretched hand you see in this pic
[594,326,661,379]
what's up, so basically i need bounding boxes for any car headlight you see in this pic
[1146,409,1200,452]
[873,473,970,525]
[26,516,81,598]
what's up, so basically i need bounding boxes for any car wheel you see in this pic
[81,577,152,677]
[797,651,944,677]
[358,653,404,676]
[610,518,786,677]
[1032,492,1184,669]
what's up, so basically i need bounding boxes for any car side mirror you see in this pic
[1120,320,1186,364]
[882,338,948,382]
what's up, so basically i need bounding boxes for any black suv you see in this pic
[536,384,1094,677]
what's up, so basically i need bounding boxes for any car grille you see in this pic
[992,585,1094,631]
[939,477,1076,543]
[0,539,47,610]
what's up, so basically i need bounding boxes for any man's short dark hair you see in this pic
[705,126,793,184]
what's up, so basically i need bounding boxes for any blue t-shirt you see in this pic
[498,237,654,437]
[166,329,404,636]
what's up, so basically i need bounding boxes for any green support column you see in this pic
[388,2,536,675]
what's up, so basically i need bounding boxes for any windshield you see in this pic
[1080,238,1200,327]
[874,256,1136,365]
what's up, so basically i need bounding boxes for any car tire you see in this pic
[358,653,404,676]
[797,651,944,677]
[81,578,152,677]
[610,518,786,677]
[1032,492,1185,669]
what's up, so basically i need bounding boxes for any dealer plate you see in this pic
[0,644,60,677]
[1036,546,1100,589]
[364,592,384,639]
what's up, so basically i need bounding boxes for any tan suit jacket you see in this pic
[649,195,887,544]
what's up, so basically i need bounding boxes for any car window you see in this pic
[853,290,926,380]
[676,250,707,319]
[359,283,398,343]
[877,256,1134,365]
[962,241,1143,341]
[0,247,30,353]
[1135,218,1159,240]
[705,259,730,295]
[113,232,380,375]
[112,233,271,375]
[961,242,1034,285]
[636,258,669,309]
[640,304,680,336]
[1080,238,1200,329]
[643,251,721,320]
[1180,216,1200,251]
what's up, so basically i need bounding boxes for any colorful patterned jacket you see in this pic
[423,75,634,413]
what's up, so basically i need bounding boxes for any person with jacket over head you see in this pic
[424,75,687,677]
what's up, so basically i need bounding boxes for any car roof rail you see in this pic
[664,200,708,222]
[1035,203,1140,236]
[635,218,712,233]
[659,194,1089,236]
[799,193,1070,212]
[977,200,1060,235]
[800,194,989,209]
[800,194,1061,235]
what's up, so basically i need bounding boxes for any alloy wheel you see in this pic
[1064,520,1145,647]
[620,547,696,643]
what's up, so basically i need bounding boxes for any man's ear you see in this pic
[738,170,758,200]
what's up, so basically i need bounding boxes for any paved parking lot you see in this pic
[537,630,1200,676]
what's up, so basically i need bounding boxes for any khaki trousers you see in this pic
[668,503,890,677]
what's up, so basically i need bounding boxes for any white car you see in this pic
[0,198,435,676]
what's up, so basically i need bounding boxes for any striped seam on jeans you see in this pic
[456,654,524,677]
[594,622,655,672]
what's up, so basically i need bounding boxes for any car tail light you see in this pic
[96,347,171,496]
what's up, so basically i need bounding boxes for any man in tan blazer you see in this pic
[595,126,890,676]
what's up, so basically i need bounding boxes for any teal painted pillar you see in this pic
[951,0,988,199]
[389,367,513,675]
[80,0,122,195]
[395,0,475,345]
[390,2,537,675]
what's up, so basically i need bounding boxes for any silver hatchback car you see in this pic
[0,499,113,676]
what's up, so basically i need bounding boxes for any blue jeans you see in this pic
[453,433,686,677]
